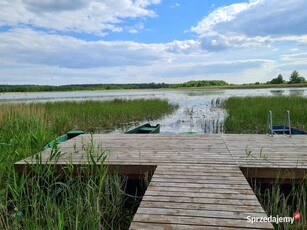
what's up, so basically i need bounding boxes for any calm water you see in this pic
[1,88,306,134]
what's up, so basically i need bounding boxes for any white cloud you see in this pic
[0,58,276,85]
[0,26,300,85]
[0,28,209,69]
[192,0,307,51]
[271,52,307,75]
[0,28,167,69]
[224,0,307,37]
[202,35,273,52]
[166,40,201,54]
[126,22,145,34]
[1,0,307,85]
[281,53,307,64]
[0,0,160,35]
[191,2,252,36]
[23,0,91,12]
[274,35,307,45]
[0,26,278,85]
[200,34,230,51]
[135,58,277,84]
[159,59,275,77]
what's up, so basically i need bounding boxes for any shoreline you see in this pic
[1,83,307,94]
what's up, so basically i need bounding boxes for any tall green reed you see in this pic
[244,149,306,229]
[223,96,307,133]
[0,99,177,229]
[44,99,178,133]
[251,179,306,229]
[2,137,129,229]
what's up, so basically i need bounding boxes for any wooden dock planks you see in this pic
[130,163,272,229]
[14,134,307,229]
[221,134,307,169]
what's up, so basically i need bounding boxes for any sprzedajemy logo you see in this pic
[247,215,296,224]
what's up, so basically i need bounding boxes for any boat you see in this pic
[125,123,160,134]
[268,110,307,136]
[44,130,85,150]
[271,126,307,135]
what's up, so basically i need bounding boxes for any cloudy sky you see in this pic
[1,0,307,85]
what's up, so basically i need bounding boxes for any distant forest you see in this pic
[0,80,229,92]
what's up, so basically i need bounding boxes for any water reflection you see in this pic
[183,90,225,97]
[289,89,304,96]
[270,90,285,96]
[1,88,306,134]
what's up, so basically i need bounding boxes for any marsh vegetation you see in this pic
[223,96,307,229]
[252,179,307,229]
[0,99,178,229]
[223,96,307,134]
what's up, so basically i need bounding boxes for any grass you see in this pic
[0,99,178,229]
[248,178,307,229]
[2,139,129,229]
[224,96,307,229]
[222,96,307,134]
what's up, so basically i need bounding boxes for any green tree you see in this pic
[270,74,285,84]
[289,70,305,84]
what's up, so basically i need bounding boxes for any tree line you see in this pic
[268,70,305,84]
[0,80,229,93]
[172,80,228,88]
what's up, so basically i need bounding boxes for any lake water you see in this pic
[1,88,306,134]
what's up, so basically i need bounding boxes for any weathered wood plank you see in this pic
[16,133,307,229]
[129,222,263,230]
[144,191,259,200]
[151,177,250,185]
[138,201,265,212]
[141,195,263,206]
[149,181,252,190]
[146,186,255,195]
[136,207,267,220]
[132,214,273,229]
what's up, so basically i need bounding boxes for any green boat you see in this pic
[125,123,160,134]
[44,130,85,150]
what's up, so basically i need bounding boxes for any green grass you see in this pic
[0,99,178,229]
[249,179,307,229]
[2,139,129,229]
[224,96,307,229]
[223,96,307,134]
[44,99,178,132]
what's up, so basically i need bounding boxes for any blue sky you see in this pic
[1,0,307,85]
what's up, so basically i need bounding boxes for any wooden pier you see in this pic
[15,134,307,229]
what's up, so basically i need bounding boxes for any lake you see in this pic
[1,88,306,134]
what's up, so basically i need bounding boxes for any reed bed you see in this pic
[0,99,178,229]
[1,140,130,229]
[223,96,307,134]
[249,179,307,229]
[44,99,178,133]
[224,96,307,229]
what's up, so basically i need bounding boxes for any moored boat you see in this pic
[125,123,160,134]
[44,130,85,150]
[271,126,307,135]
[268,110,307,136]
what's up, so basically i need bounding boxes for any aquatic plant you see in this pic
[223,96,307,134]
[0,99,177,229]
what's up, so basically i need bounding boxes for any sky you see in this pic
[1,0,307,85]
